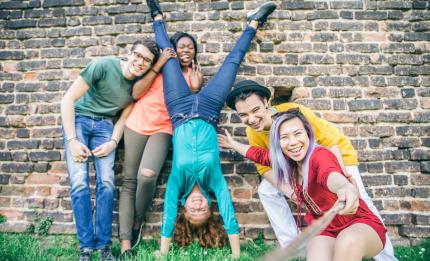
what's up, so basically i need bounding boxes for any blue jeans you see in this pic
[63,115,116,250]
[153,20,256,129]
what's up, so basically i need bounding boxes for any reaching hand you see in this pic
[159,48,177,65]
[69,139,92,163]
[217,129,236,149]
[190,60,203,93]
[91,140,117,158]
[336,184,359,215]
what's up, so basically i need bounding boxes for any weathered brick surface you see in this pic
[0,0,429,245]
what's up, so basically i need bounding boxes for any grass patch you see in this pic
[0,233,428,260]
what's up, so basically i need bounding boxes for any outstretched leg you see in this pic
[198,2,276,115]
[152,18,193,116]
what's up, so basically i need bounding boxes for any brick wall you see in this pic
[0,0,429,245]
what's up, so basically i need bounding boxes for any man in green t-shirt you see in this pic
[61,39,159,261]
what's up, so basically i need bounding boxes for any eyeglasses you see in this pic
[272,107,301,120]
[132,51,153,64]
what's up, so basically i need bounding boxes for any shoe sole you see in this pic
[246,2,277,20]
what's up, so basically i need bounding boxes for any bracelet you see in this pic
[150,68,159,74]
[67,137,77,143]
[110,138,118,146]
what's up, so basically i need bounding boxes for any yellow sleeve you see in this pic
[246,127,272,175]
[293,103,342,148]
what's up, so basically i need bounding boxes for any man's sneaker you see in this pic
[246,2,277,27]
[79,248,93,261]
[99,246,115,261]
[146,0,163,19]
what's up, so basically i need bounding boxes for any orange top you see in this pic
[125,68,192,135]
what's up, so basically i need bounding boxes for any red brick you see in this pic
[411,174,430,185]
[362,32,386,41]
[322,112,358,123]
[420,97,430,109]
[0,210,24,220]
[236,213,269,224]
[410,200,430,211]
[26,174,60,185]
[0,197,11,207]
[23,72,38,81]
[233,188,252,200]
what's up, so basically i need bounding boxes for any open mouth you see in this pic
[288,146,303,157]
[180,54,191,63]
[130,63,144,74]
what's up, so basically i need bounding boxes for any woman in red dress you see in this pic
[269,109,386,261]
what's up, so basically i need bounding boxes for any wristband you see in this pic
[150,68,159,74]
[110,138,118,146]
[67,137,77,143]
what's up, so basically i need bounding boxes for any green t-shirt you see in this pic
[75,57,135,118]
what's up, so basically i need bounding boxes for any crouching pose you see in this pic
[269,110,386,261]
[145,0,277,257]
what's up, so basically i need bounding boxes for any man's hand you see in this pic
[217,129,236,149]
[92,140,117,158]
[69,139,92,162]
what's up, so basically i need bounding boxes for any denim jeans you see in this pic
[63,115,116,250]
[153,20,256,129]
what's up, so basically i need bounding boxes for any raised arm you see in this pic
[132,48,177,99]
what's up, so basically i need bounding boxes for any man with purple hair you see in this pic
[218,80,397,261]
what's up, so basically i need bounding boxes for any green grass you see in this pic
[0,233,429,261]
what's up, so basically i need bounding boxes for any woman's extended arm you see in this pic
[132,48,177,99]
[327,172,359,215]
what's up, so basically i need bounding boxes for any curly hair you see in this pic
[173,209,228,248]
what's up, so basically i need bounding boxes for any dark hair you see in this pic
[170,32,198,63]
[173,209,227,248]
[131,38,160,65]
[270,109,317,188]
[232,91,268,106]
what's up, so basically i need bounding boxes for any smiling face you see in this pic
[184,190,210,227]
[125,44,154,78]
[279,117,310,164]
[235,93,272,131]
[176,36,196,68]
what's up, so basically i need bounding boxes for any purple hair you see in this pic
[269,110,318,191]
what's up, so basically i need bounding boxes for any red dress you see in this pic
[246,146,386,245]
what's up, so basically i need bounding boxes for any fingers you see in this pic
[162,48,176,58]
[92,142,115,158]
[224,129,231,138]
[92,145,107,158]
[337,188,358,215]
[71,142,91,163]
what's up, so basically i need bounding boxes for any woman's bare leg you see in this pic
[333,223,384,261]
[307,235,336,261]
